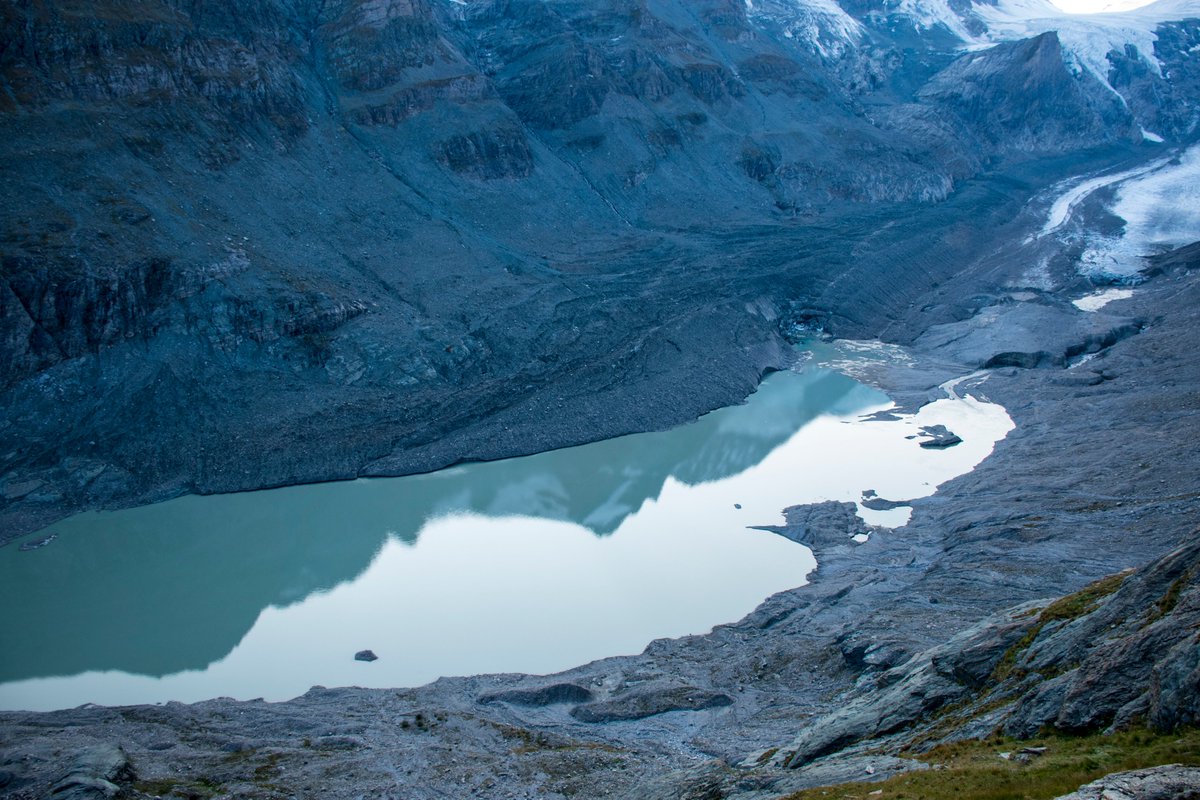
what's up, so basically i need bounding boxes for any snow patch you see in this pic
[1051,0,1163,12]
[1073,287,1134,310]
[967,0,1200,93]
[1079,143,1200,278]
[1037,158,1168,239]
[747,0,863,57]
[897,0,982,40]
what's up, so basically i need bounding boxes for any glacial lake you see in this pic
[0,354,1013,711]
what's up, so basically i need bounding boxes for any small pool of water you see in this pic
[0,361,1013,711]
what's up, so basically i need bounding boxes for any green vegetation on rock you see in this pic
[782,726,1200,800]
[989,571,1130,683]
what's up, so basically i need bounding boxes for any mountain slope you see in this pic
[1,0,1198,537]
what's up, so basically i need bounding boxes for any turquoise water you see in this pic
[0,363,1012,710]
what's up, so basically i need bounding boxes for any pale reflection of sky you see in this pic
[0,367,1012,711]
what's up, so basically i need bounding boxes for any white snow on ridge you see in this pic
[746,0,864,56]
[897,0,983,40]
[972,0,1200,88]
[1053,0,1157,11]
[1110,145,1200,250]
[876,0,1200,94]
[1071,144,1200,278]
[751,0,1200,77]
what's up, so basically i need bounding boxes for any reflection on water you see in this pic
[0,365,1013,710]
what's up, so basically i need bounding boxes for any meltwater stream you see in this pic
[0,360,1013,711]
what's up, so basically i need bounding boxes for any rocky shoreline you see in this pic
[2,233,1197,798]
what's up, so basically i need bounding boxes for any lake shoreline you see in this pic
[2,244,1196,796]
[2,202,1199,799]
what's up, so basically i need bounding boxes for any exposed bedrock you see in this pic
[1054,765,1200,800]
[779,536,1200,767]
[913,301,1144,370]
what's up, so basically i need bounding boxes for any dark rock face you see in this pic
[571,684,734,723]
[1110,20,1200,140]
[479,682,594,706]
[917,32,1138,155]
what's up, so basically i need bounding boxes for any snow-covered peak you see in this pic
[896,0,983,40]
[974,0,1200,88]
[1050,0,1162,13]
[745,0,864,57]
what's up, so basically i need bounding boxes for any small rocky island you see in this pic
[2,0,1199,797]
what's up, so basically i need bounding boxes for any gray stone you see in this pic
[49,745,134,800]
[479,683,593,707]
[572,685,734,723]
[1053,765,1200,799]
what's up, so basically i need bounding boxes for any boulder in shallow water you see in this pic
[354,649,378,662]
[918,425,963,448]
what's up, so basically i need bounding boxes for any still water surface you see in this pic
[0,361,1012,710]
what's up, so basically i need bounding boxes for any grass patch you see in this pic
[133,777,222,799]
[1147,567,1194,625]
[253,752,283,784]
[758,747,781,765]
[780,725,1200,800]
[1038,572,1129,624]
[486,720,621,756]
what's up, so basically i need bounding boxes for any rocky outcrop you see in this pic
[47,745,135,800]
[571,685,734,723]
[778,537,1200,767]
[913,302,1143,371]
[1054,765,1200,800]
[479,683,594,707]
[917,32,1138,155]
